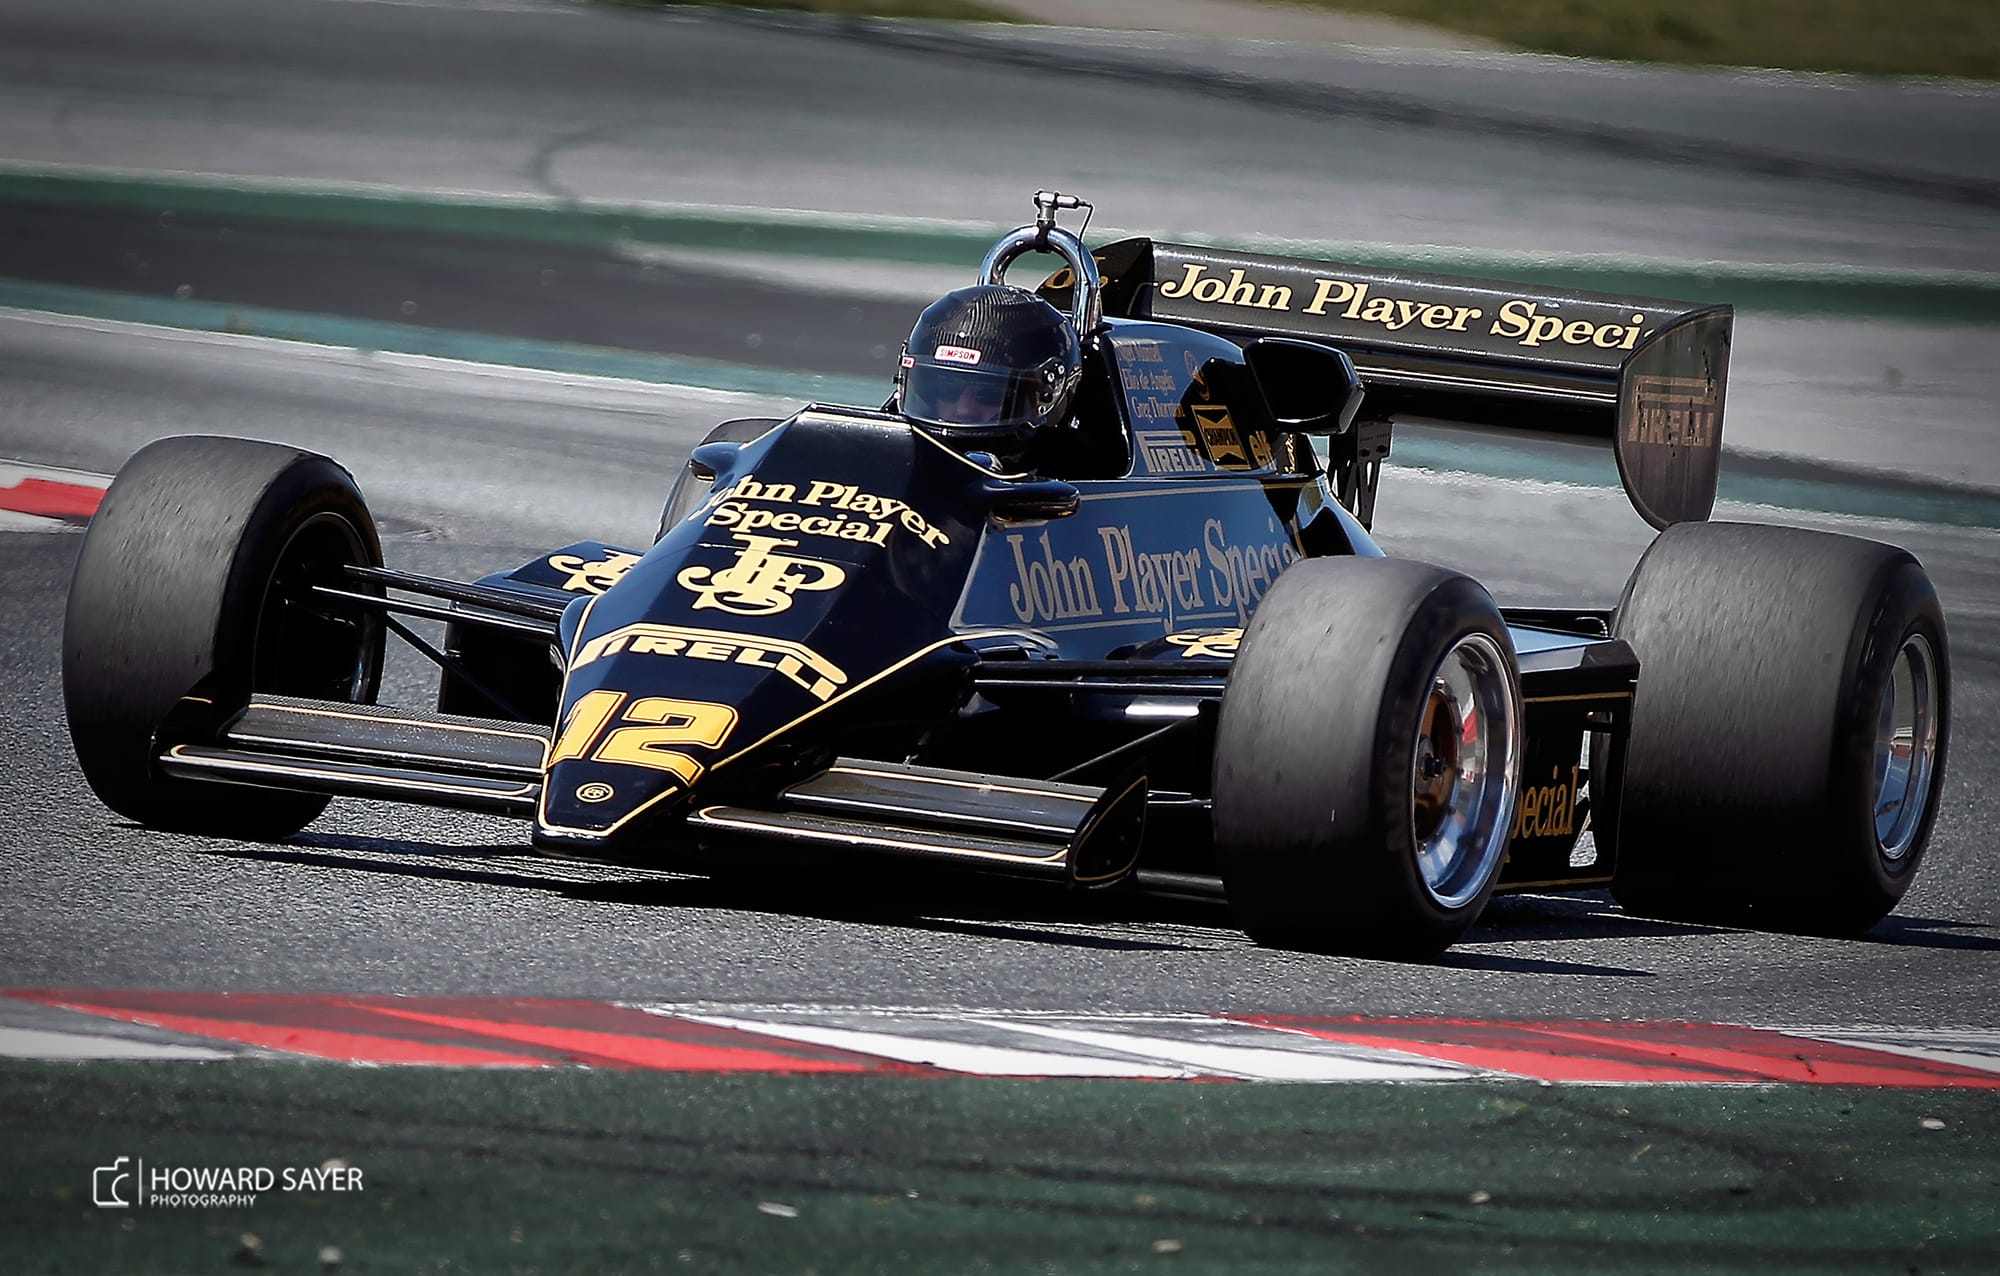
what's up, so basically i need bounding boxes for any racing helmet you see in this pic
[896,284,1084,447]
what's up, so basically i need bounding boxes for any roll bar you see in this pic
[979,191,1104,336]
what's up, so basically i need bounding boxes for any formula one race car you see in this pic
[63,193,1950,957]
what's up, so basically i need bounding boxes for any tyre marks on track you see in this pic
[5,990,1998,1087]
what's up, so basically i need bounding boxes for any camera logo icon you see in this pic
[93,1157,134,1208]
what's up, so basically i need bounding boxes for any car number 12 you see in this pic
[549,690,738,786]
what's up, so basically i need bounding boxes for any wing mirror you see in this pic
[687,440,749,482]
[1243,338,1365,437]
[987,477,1081,522]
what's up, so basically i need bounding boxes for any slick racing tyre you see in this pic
[1214,557,1523,958]
[64,436,386,838]
[656,417,781,541]
[1597,522,1949,934]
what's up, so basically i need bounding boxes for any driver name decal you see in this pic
[677,533,846,616]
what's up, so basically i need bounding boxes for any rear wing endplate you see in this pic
[1058,239,1731,530]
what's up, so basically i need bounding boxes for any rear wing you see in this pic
[1058,239,1730,530]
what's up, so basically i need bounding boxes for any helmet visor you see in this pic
[902,365,1049,432]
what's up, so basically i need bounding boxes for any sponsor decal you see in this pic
[1248,430,1275,469]
[93,1155,362,1210]
[1002,518,1297,627]
[1007,530,1102,623]
[1512,764,1581,842]
[704,477,951,549]
[571,623,849,702]
[1188,403,1249,469]
[546,548,641,595]
[1491,299,1647,352]
[933,344,982,366]
[1099,525,1206,616]
[677,533,847,616]
[1157,265,1299,313]
[1627,374,1721,449]
[1134,428,1208,475]
[575,782,616,803]
[1165,629,1243,660]
[1201,519,1296,614]
[1156,262,1652,352]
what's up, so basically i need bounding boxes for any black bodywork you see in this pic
[159,234,1735,900]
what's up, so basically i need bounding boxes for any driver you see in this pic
[894,284,1084,460]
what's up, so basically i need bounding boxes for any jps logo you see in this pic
[676,533,847,616]
[547,549,641,595]
[1166,629,1242,660]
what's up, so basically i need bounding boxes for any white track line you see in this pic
[671,1013,1191,1079]
[0,1027,237,1062]
[966,1018,1481,1082]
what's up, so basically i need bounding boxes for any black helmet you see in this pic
[896,284,1083,447]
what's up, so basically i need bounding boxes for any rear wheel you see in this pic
[1598,521,1949,933]
[1213,557,1523,958]
[64,436,385,837]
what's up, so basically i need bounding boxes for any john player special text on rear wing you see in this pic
[1053,239,1731,530]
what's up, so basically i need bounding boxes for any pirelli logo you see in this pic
[570,624,849,702]
[1627,375,1721,449]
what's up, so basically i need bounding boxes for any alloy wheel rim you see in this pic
[1873,632,1940,862]
[1409,632,1521,909]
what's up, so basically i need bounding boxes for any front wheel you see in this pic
[1213,557,1523,958]
[63,436,385,838]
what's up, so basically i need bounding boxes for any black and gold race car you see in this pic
[62,194,1949,957]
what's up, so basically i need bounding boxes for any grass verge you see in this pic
[607,0,1020,21]
[3,1062,1997,1273]
[626,0,2000,80]
[1270,0,1996,79]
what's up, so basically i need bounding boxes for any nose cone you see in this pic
[534,610,856,845]
[531,410,989,852]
